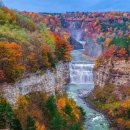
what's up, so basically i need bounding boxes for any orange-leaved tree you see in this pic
[41,44,52,68]
[54,34,72,62]
[103,44,116,58]
[118,48,127,57]
[27,51,38,71]
[0,42,25,82]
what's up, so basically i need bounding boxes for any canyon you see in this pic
[0,8,130,130]
[67,50,110,130]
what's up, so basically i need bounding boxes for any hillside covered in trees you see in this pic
[0,6,87,130]
[0,93,85,130]
[23,11,130,57]
[0,7,72,83]
[0,3,130,130]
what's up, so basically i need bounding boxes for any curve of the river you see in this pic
[66,50,110,130]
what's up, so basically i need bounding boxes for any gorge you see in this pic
[0,5,130,129]
[66,50,110,130]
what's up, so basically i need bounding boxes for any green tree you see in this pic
[127,108,130,119]
[49,113,66,130]
[110,36,130,56]
[6,103,22,130]
[63,103,72,115]
[45,96,57,116]
[68,123,83,130]
[0,95,22,130]
[26,116,36,130]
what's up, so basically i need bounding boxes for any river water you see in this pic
[66,50,110,130]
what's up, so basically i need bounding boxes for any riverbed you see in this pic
[66,50,110,130]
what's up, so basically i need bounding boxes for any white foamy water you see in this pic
[66,50,110,130]
[70,63,94,84]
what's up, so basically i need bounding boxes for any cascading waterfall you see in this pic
[77,40,86,49]
[66,50,110,130]
[69,29,86,49]
[70,63,94,84]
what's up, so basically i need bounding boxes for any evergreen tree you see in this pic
[6,103,22,130]
[0,103,6,129]
[63,103,72,115]
[0,95,22,130]
[49,113,63,130]
[45,96,57,116]
[26,116,36,130]
[68,123,83,130]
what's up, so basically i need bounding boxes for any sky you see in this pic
[3,0,130,13]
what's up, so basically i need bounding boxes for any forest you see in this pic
[0,2,130,130]
[24,11,130,59]
[88,84,130,130]
[0,7,72,83]
[0,93,85,130]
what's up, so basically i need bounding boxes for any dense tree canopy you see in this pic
[88,84,130,130]
[13,93,85,130]
[0,7,72,83]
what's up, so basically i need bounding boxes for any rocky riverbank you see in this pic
[0,62,69,105]
[85,96,118,130]
[86,58,130,130]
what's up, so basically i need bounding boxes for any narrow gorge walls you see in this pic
[94,60,130,87]
[1,62,69,104]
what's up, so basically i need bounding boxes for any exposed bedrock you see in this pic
[0,62,70,104]
[94,59,130,87]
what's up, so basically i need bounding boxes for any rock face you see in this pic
[94,59,130,87]
[0,62,69,104]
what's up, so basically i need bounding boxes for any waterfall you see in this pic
[77,40,86,49]
[67,50,110,130]
[69,62,94,84]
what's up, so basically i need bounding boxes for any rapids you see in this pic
[66,50,110,130]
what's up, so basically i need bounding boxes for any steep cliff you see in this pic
[94,59,130,87]
[89,59,130,130]
[0,62,69,104]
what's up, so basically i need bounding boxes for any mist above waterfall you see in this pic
[70,29,103,56]
[70,29,83,41]
[69,29,86,48]
[66,20,103,56]
[84,42,103,57]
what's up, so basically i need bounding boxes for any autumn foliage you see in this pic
[0,42,25,82]
[0,7,72,83]
[22,11,130,60]
[88,84,130,130]
[12,93,85,130]
[54,34,72,62]
[95,36,130,69]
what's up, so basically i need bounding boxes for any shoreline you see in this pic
[83,95,118,130]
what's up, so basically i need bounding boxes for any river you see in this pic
[66,50,110,130]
